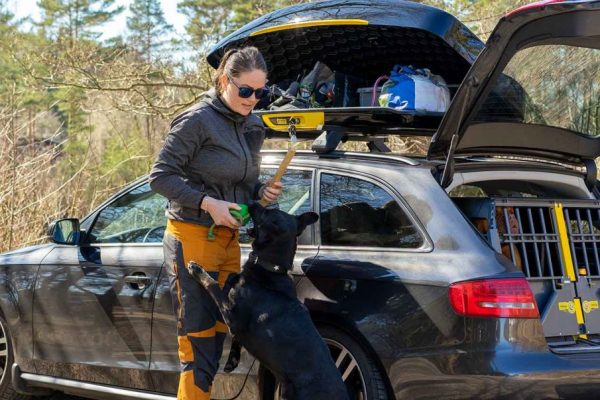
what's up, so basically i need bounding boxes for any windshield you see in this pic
[473,44,600,137]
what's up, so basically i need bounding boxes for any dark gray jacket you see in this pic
[149,89,265,226]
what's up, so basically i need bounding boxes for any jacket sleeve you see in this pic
[148,113,206,210]
[248,116,267,201]
[253,182,266,201]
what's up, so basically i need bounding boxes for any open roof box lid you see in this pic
[207,0,484,138]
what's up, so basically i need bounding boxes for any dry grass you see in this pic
[0,103,65,252]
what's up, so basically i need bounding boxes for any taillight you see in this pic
[448,278,539,318]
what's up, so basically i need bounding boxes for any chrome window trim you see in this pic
[239,244,318,251]
[317,244,431,253]
[78,243,164,248]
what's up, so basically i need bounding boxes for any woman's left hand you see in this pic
[261,180,283,203]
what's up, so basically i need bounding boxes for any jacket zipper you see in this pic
[234,122,249,204]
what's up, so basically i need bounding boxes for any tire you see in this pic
[0,315,29,400]
[264,326,389,400]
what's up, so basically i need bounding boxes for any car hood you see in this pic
[428,0,600,163]
[0,243,54,266]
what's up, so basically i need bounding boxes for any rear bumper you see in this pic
[389,350,600,399]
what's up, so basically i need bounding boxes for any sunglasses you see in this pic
[227,74,267,99]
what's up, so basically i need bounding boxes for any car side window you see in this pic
[319,173,422,248]
[239,168,313,244]
[89,183,168,244]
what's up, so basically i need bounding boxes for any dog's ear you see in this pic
[296,212,319,235]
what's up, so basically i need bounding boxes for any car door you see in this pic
[149,165,317,396]
[33,182,165,390]
[297,169,453,354]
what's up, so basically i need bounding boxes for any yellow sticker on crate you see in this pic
[559,301,576,314]
[583,300,599,314]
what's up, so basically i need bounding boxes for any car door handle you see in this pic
[124,275,152,284]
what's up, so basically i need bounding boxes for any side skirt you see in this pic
[13,364,175,400]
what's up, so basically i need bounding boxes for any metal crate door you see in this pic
[560,201,600,338]
[493,199,583,338]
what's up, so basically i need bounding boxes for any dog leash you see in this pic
[209,358,256,400]
[208,119,301,399]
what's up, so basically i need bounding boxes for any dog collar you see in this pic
[248,252,288,274]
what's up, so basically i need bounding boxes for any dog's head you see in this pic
[247,202,319,271]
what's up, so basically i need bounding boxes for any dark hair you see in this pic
[214,46,268,93]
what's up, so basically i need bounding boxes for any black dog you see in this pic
[187,202,349,400]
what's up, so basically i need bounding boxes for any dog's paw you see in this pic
[187,261,216,287]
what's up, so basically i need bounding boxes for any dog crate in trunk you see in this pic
[455,197,600,353]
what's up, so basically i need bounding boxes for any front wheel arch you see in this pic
[259,323,391,400]
[0,313,33,399]
[311,316,394,398]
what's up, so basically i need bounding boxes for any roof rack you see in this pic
[260,149,420,166]
[256,108,442,154]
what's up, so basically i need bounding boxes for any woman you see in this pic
[149,47,282,400]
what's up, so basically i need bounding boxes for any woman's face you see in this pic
[221,69,268,116]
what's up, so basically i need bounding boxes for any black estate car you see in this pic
[3,1,600,399]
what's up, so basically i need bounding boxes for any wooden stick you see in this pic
[259,145,296,207]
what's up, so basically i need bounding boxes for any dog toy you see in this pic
[208,203,250,240]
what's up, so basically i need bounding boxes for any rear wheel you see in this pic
[0,315,29,400]
[264,326,389,400]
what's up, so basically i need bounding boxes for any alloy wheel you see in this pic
[275,338,367,399]
[0,318,8,386]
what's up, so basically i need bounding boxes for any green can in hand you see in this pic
[229,203,250,226]
[207,203,250,240]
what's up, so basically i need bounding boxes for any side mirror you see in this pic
[48,218,80,245]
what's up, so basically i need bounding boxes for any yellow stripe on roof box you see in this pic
[250,19,369,37]
[261,111,325,132]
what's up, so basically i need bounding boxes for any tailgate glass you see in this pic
[474,45,600,137]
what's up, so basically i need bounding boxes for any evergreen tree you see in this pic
[37,0,124,46]
[231,0,308,29]
[0,0,12,28]
[178,0,311,52]
[0,0,17,132]
[177,0,233,51]
[127,0,173,61]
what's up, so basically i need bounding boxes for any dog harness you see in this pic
[248,252,288,274]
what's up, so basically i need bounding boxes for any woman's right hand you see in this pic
[201,196,240,229]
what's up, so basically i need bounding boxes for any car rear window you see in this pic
[473,44,600,137]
